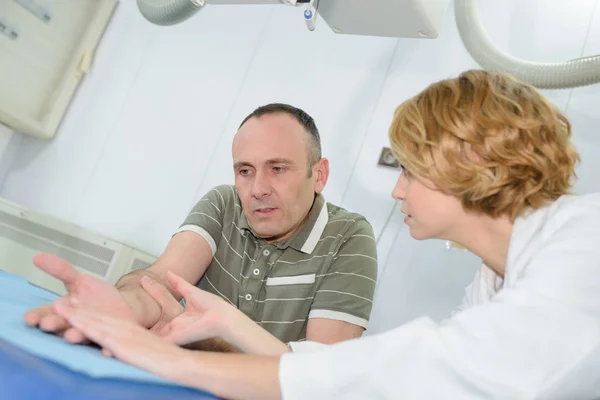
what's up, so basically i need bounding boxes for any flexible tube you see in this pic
[137,0,205,26]
[455,0,600,89]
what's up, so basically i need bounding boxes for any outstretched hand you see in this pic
[24,253,137,343]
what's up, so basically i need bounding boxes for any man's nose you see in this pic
[251,171,272,199]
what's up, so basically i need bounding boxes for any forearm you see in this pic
[115,270,163,327]
[185,320,289,356]
[172,352,282,400]
[224,312,291,356]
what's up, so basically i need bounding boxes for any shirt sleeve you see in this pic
[280,209,600,399]
[175,185,232,257]
[308,219,378,329]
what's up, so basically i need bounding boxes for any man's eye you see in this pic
[239,169,250,176]
[273,167,285,173]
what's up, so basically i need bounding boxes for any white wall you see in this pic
[1,0,599,334]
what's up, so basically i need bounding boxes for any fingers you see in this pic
[55,301,159,367]
[141,276,183,320]
[160,321,191,345]
[38,314,70,332]
[29,302,90,343]
[55,301,182,376]
[166,271,200,300]
[159,313,212,346]
[52,296,102,344]
[34,297,73,333]
[63,327,89,344]
[24,303,54,326]
[54,302,118,348]
[25,299,72,333]
[153,322,172,337]
[33,253,80,290]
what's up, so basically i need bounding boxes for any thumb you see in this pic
[166,271,200,301]
[160,319,196,346]
[140,276,182,320]
[33,253,80,291]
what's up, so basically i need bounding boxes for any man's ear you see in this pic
[313,158,329,194]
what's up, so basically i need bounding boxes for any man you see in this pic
[26,103,378,350]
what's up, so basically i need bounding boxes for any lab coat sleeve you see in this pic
[279,212,600,400]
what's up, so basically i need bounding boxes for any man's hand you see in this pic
[24,253,137,343]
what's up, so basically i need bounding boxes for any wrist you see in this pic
[118,289,142,320]
[162,345,200,383]
[119,287,160,327]
[219,307,246,345]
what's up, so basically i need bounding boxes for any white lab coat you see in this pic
[279,194,600,399]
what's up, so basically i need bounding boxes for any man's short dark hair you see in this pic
[239,103,322,176]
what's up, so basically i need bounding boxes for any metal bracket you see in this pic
[377,147,400,168]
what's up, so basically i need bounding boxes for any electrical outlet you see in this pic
[377,147,399,168]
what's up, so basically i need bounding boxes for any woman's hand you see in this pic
[138,275,185,333]
[143,271,238,346]
[53,300,189,382]
[145,271,290,356]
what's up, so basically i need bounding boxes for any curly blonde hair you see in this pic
[389,70,580,221]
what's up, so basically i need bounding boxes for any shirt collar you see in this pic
[238,193,329,254]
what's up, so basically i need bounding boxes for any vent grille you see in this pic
[0,223,110,277]
[131,258,152,271]
[0,210,115,262]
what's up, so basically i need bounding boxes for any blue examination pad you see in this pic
[0,270,217,399]
[0,338,216,400]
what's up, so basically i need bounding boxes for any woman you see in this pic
[54,70,600,399]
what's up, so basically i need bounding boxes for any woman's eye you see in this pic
[400,165,411,178]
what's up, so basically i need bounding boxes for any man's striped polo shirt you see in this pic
[176,185,378,343]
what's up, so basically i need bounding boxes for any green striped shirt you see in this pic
[177,185,378,343]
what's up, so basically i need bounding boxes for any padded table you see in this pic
[0,270,218,400]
